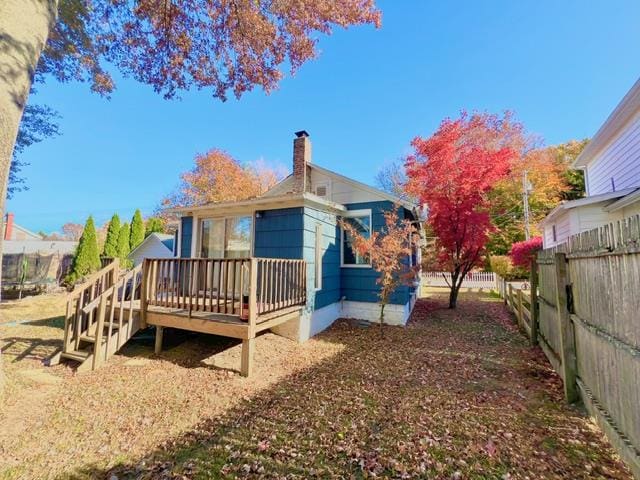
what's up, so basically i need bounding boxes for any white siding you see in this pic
[576,204,623,232]
[586,112,640,195]
[129,238,173,266]
[309,169,386,204]
[543,211,572,248]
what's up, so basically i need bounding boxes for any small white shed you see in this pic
[128,233,175,266]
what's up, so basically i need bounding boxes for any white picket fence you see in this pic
[422,271,496,289]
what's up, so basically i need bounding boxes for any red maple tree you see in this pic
[406,112,518,308]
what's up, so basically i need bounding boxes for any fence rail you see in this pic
[496,214,640,477]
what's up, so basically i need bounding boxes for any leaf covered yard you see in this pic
[0,292,631,479]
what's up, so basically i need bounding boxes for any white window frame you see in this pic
[198,215,254,259]
[340,209,372,268]
[314,223,323,290]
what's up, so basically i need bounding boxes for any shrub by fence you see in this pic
[497,214,640,477]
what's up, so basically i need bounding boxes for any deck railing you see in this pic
[143,257,306,321]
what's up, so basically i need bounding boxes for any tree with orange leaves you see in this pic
[340,208,418,330]
[162,149,285,209]
[488,139,588,254]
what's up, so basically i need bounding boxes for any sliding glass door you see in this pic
[200,216,252,259]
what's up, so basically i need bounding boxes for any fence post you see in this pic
[554,252,578,403]
[529,257,539,346]
[517,288,524,329]
[508,283,513,311]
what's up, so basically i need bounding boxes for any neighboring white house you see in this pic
[541,77,640,248]
[128,233,175,266]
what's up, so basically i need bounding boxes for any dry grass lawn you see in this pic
[0,291,632,479]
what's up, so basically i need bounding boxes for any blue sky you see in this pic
[8,0,640,233]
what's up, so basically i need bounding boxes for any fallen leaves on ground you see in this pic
[0,292,632,479]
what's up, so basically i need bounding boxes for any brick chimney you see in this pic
[4,212,14,240]
[292,130,311,193]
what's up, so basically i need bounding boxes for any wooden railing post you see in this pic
[140,259,149,329]
[92,293,107,370]
[508,283,513,312]
[554,252,578,403]
[248,258,258,334]
[529,257,539,346]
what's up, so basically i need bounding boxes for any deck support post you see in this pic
[240,337,255,377]
[154,326,164,354]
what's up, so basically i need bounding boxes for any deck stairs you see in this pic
[50,260,144,372]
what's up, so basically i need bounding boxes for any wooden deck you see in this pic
[56,257,307,376]
[121,300,302,340]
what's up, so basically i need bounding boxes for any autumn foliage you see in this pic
[40,1,381,99]
[510,237,543,268]
[339,208,417,328]
[406,112,518,308]
[163,149,285,209]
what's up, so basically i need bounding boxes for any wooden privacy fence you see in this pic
[423,271,496,289]
[497,214,640,477]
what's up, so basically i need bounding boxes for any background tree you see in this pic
[487,139,588,254]
[406,112,517,308]
[374,159,416,203]
[8,103,60,198]
[340,208,417,330]
[67,216,100,283]
[61,222,84,241]
[102,214,121,258]
[117,222,131,268]
[0,0,381,290]
[162,149,285,208]
[129,209,144,250]
[145,217,166,238]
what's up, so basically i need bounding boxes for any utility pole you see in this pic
[522,170,532,240]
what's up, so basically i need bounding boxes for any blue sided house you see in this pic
[170,131,422,342]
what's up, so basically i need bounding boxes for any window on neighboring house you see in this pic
[341,210,372,267]
[315,224,323,290]
[552,224,557,243]
[200,216,252,258]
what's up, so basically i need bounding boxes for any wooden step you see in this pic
[61,350,90,362]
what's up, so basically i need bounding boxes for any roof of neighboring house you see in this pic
[2,240,77,254]
[539,187,638,226]
[2,221,43,241]
[604,187,640,212]
[573,77,640,168]
[128,233,174,258]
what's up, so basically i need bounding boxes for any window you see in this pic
[341,209,371,267]
[552,224,557,243]
[315,224,323,290]
[200,216,252,258]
